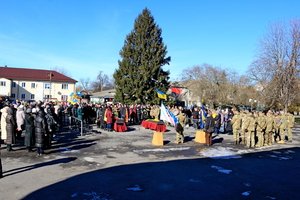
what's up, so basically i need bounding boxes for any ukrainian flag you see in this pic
[156,89,167,100]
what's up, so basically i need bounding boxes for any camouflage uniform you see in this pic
[287,113,295,142]
[241,111,250,145]
[231,111,242,144]
[256,112,267,147]
[279,113,288,143]
[246,113,256,148]
[176,112,186,144]
[265,112,275,145]
[273,114,282,142]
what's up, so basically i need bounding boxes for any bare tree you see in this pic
[248,20,300,111]
[78,78,91,92]
[91,71,111,92]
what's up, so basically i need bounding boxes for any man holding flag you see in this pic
[160,103,185,144]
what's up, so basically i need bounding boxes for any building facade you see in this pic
[90,89,115,104]
[0,66,77,102]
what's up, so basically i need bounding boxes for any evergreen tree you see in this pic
[113,8,171,104]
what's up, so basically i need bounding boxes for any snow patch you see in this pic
[284,150,295,154]
[134,147,191,153]
[272,151,282,154]
[278,156,291,160]
[269,155,278,158]
[189,178,201,183]
[59,147,80,153]
[126,185,143,192]
[71,191,111,200]
[266,196,276,199]
[241,191,251,196]
[211,165,232,174]
[84,157,95,162]
[71,192,78,198]
[243,183,251,187]
[201,147,242,159]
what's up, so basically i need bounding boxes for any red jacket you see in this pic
[105,109,113,124]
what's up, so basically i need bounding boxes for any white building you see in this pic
[0,66,77,102]
[90,89,115,104]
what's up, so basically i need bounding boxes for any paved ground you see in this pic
[0,123,300,200]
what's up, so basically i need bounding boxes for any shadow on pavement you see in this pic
[3,157,77,177]
[22,147,300,200]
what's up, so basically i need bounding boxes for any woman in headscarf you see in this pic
[16,105,25,139]
[6,107,16,151]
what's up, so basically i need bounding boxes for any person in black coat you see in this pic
[24,108,35,152]
[35,109,46,156]
[45,107,58,149]
[204,110,216,146]
[6,107,16,151]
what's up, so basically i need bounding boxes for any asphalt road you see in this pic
[0,124,300,200]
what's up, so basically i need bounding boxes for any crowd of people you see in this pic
[0,100,60,156]
[0,99,297,158]
[178,106,295,147]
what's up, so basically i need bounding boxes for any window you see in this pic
[0,81,6,86]
[30,94,35,100]
[11,93,15,98]
[21,82,26,87]
[44,83,51,89]
[21,94,26,99]
[61,95,68,101]
[31,83,36,88]
[62,83,68,89]
[44,95,52,99]
[12,82,16,87]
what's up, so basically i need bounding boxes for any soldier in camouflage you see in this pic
[241,110,250,145]
[273,112,282,143]
[246,112,256,148]
[256,112,267,147]
[175,109,186,144]
[231,110,242,145]
[287,113,295,142]
[278,111,288,143]
[265,110,275,146]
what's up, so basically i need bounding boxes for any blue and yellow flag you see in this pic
[155,89,167,100]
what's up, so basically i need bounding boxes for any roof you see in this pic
[0,66,77,83]
[91,89,115,98]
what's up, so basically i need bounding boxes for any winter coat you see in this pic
[6,108,16,145]
[0,106,9,140]
[204,115,215,134]
[35,111,46,147]
[45,113,57,133]
[16,107,25,130]
[25,113,35,147]
[105,109,113,124]
[231,113,242,130]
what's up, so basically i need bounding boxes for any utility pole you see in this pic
[48,72,54,101]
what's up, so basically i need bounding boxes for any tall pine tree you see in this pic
[113,8,171,104]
